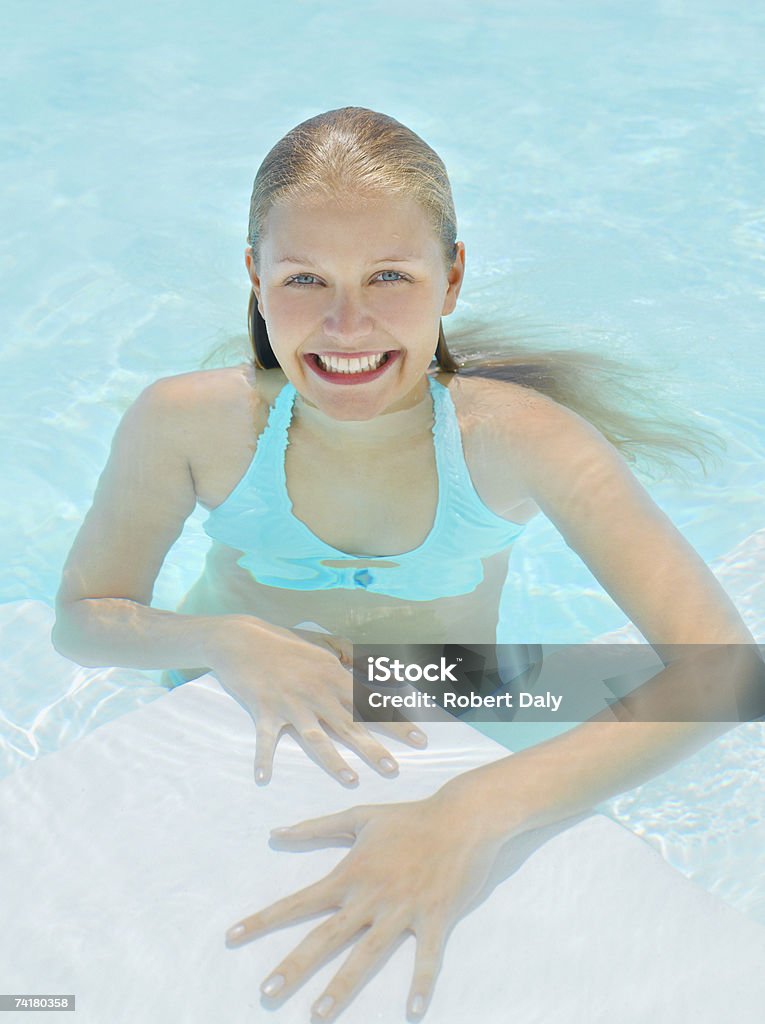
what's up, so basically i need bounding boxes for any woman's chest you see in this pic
[284,429,440,556]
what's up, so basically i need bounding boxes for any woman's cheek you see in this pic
[267,294,321,335]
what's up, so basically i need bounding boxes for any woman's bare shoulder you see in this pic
[437,373,565,522]
[138,363,267,445]
[444,371,563,437]
[144,362,257,407]
[142,363,275,501]
[447,371,615,490]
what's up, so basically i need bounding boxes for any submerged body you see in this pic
[167,361,539,680]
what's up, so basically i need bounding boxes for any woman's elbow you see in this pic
[51,601,99,667]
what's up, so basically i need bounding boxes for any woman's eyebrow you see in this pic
[274,254,423,265]
[371,255,423,263]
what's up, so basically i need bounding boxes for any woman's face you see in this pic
[245,193,465,420]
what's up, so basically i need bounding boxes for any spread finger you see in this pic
[226,876,341,946]
[309,916,408,1021]
[260,909,365,1000]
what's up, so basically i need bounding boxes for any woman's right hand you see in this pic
[208,619,428,786]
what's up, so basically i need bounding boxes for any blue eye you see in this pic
[287,274,319,286]
[377,271,406,283]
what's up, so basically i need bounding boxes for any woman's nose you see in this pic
[323,290,374,342]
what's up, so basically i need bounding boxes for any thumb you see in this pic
[293,628,353,667]
[327,634,353,667]
[270,804,370,841]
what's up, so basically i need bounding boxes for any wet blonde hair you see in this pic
[236,106,719,479]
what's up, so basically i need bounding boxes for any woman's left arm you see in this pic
[449,395,762,836]
[226,396,762,1019]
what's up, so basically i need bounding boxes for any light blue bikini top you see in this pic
[202,375,526,601]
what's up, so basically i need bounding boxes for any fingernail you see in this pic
[261,973,285,997]
[339,769,357,784]
[409,729,426,744]
[410,993,425,1016]
[255,768,269,784]
[226,924,245,941]
[378,757,397,773]
[313,994,334,1018]
[270,826,293,837]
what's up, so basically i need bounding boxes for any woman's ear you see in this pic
[442,242,466,316]
[244,247,263,305]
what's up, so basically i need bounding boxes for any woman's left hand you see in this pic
[225,790,507,1020]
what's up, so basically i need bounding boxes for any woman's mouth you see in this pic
[305,350,399,384]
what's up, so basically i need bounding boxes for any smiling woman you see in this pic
[50,106,760,1022]
[245,193,463,421]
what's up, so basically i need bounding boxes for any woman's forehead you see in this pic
[261,194,439,259]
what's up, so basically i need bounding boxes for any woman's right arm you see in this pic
[52,375,241,669]
[52,376,424,782]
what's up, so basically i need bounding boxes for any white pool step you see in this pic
[0,671,763,1023]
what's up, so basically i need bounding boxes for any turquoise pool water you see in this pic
[1,1,763,921]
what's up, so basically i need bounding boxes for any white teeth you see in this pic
[316,353,387,374]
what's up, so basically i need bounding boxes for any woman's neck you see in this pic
[291,375,434,451]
